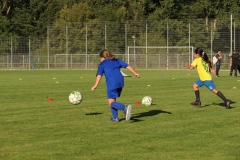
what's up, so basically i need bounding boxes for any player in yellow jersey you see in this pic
[186,47,231,109]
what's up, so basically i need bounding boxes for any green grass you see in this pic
[0,70,239,160]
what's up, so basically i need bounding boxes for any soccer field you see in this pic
[0,70,239,160]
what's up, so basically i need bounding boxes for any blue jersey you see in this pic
[97,59,129,91]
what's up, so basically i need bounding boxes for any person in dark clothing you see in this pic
[215,49,222,77]
[229,50,240,77]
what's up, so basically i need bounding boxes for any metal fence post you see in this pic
[211,22,213,59]
[29,37,31,70]
[105,24,107,49]
[85,23,88,69]
[167,22,169,70]
[125,23,128,63]
[11,38,13,70]
[230,13,233,55]
[66,25,68,69]
[47,26,50,69]
[145,21,148,69]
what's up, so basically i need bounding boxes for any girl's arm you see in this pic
[91,75,102,91]
[210,68,216,74]
[186,63,195,70]
[126,66,140,78]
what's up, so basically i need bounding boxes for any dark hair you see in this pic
[194,47,212,70]
[99,49,115,60]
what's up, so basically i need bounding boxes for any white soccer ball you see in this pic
[142,96,152,106]
[69,91,82,105]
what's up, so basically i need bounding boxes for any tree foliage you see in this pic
[1,0,240,55]
[1,0,240,36]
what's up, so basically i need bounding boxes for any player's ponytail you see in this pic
[202,52,212,69]
[195,47,212,70]
[99,49,115,60]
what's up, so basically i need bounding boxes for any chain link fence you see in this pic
[0,19,238,70]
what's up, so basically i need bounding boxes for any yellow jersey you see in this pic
[191,57,212,81]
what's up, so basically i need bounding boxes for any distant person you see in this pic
[186,47,231,109]
[215,49,222,77]
[229,50,240,77]
[91,49,140,122]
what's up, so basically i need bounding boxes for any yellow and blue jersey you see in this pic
[191,57,212,81]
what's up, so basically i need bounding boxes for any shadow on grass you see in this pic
[127,109,172,122]
[85,112,103,115]
[199,101,236,109]
[212,100,236,109]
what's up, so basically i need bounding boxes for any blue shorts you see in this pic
[195,79,216,91]
[107,88,122,99]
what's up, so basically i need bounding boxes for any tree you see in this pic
[148,0,184,20]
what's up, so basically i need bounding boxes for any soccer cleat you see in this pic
[125,105,132,121]
[225,100,231,109]
[191,101,201,106]
[108,117,119,122]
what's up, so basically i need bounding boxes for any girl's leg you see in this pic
[212,89,231,109]
[107,88,129,121]
[108,98,118,119]
[108,98,115,106]
[109,100,126,119]
[212,89,227,102]
[191,83,201,106]
[111,101,126,110]
[193,83,200,101]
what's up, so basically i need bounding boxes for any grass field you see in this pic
[0,69,239,160]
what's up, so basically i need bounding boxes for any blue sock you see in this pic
[111,102,126,110]
[110,102,126,119]
[110,107,118,119]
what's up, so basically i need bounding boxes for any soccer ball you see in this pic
[69,91,82,105]
[142,96,152,106]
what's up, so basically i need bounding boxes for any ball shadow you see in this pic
[85,112,103,116]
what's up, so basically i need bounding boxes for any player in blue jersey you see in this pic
[91,49,140,122]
